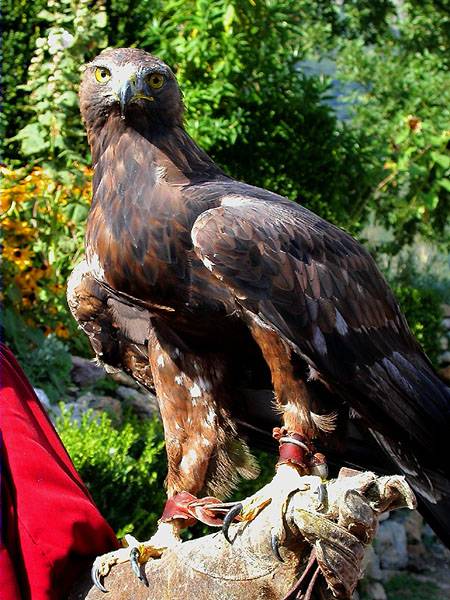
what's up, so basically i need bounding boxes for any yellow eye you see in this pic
[95,67,111,84]
[147,73,164,89]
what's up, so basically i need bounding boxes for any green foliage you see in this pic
[1,0,48,154]
[336,8,450,250]
[384,573,441,600]
[56,408,167,538]
[10,0,108,166]
[380,251,447,365]
[393,284,444,365]
[2,306,73,401]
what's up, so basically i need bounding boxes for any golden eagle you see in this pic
[69,48,450,589]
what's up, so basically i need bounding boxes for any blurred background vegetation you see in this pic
[1,0,449,554]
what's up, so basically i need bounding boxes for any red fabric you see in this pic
[0,343,119,600]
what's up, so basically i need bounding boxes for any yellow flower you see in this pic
[3,246,33,270]
[1,190,13,213]
[1,218,35,237]
[54,323,69,338]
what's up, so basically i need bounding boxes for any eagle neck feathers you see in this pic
[88,115,225,192]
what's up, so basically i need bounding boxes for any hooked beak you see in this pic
[119,81,134,118]
[118,78,154,119]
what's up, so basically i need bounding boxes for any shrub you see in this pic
[56,407,167,539]
[392,284,444,366]
[379,250,447,366]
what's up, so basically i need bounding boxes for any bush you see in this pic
[392,284,444,366]
[56,407,167,539]
[379,250,448,366]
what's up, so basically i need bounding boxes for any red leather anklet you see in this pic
[273,427,313,470]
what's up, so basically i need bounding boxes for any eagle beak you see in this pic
[119,81,134,118]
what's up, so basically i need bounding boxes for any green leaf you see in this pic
[423,193,439,210]
[431,151,450,169]
[16,123,48,156]
[223,5,236,32]
[437,178,450,192]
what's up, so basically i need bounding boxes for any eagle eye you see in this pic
[146,73,164,89]
[95,67,111,84]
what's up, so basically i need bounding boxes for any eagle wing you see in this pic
[191,195,450,464]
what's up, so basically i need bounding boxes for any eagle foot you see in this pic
[160,490,242,527]
[91,523,181,592]
[222,464,326,561]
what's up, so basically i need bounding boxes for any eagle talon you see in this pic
[130,547,144,581]
[314,483,326,511]
[271,530,284,563]
[222,503,243,543]
[91,563,108,593]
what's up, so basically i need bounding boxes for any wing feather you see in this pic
[191,197,450,463]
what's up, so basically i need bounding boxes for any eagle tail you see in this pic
[370,422,450,549]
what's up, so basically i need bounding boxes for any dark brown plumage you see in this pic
[71,48,450,553]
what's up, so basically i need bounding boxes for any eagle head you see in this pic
[79,48,183,133]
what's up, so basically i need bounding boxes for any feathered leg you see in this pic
[92,323,258,589]
[222,318,331,549]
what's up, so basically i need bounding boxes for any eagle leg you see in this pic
[221,318,331,544]
[222,427,327,547]
[222,463,326,555]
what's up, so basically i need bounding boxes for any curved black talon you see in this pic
[314,483,326,511]
[271,530,284,563]
[91,563,108,593]
[130,547,144,581]
[222,502,243,543]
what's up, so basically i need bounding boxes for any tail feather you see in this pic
[368,427,450,547]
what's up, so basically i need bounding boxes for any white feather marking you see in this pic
[88,252,105,280]
[66,259,89,299]
[221,195,250,208]
[155,165,167,183]
[157,355,165,367]
[311,411,338,433]
[203,257,214,271]
[205,407,216,427]
[307,366,320,381]
[180,449,198,471]
[174,375,183,385]
[189,383,201,398]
